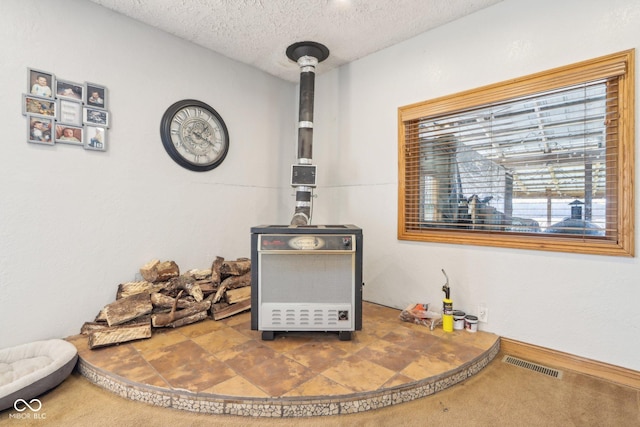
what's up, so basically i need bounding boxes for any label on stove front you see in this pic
[259,235,354,251]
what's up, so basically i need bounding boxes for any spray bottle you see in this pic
[441,269,453,332]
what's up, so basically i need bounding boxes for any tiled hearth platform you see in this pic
[67,302,500,417]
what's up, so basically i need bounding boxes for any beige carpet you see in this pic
[2,351,638,426]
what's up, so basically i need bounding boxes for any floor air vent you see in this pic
[502,355,563,379]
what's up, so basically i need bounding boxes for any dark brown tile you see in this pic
[427,340,484,366]
[176,318,227,338]
[382,329,440,352]
[283,340,350,372]
[219,339,279,372]
[257,332,315,353]
[219,310,251,326]
[284,374,353,397]
[144,340,235,392]
[191,324,252,355]
[77,342,140,372]
[382,372,416,388]
[354,339,420,372]
[321,354,396,393]
[236,354,316,397]
[132,328,187,353]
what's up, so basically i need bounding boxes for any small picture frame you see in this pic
[22,94,56,118]
[55,79,83,100]
[57,99,83,126]
[85,82,106,108]
[27,115,54,145]
[27,68,55,99]
[83,107,109,127]
[55,124,83,145]
[58,99,82,126]
[84,126,106,151]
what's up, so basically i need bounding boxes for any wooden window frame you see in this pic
[398,50,635,257]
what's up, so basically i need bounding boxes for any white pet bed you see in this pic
[0,339,77,411]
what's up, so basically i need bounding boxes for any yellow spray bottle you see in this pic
[441,269,453,332]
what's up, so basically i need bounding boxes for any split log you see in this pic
[220,258,251,276]
[166,275,203,302]
[212,299,251,320]
[80,321,108,335]
[213,272,251,303]
[102,292,153,327]
[225,286,251,304]
[88,320,152,349]
[210,256,224,285]
[152,260,180,282]
[196,281,216,295]
[152,294,212,327]
[185,269,211,280]
[116,281,166,299]
[139,259,161,281]
[151,292,197,310]
[151,290,182,326]
[140,259,180,283]
[222,271,251,290]
[165,311,209,328]
[212,283,228,303]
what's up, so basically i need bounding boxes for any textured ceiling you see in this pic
[88,0,502,82]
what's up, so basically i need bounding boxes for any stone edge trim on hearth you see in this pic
[76,339,499,418]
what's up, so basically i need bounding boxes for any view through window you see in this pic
[398,50,634,256]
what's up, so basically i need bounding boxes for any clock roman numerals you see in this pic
[161,100,229,171]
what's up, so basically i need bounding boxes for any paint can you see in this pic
[453,311,466,330]
[465,315,478,333]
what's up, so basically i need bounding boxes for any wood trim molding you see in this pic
[500,337,640,389]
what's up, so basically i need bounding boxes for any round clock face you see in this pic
[160,99,229,171]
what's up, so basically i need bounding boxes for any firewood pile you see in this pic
[80,257,251,349]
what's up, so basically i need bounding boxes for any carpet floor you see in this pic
[2,349,638,426]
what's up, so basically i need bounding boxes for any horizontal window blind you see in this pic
[398,50,634,256]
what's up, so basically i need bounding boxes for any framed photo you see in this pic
[57,99,83,126]
[22,94,56,118]
[84,126,106,151]
[27,115,54,145]
[85,82,106,108]
[55,124,83,146]
[55,79,83,100]
[83,107,109,127]
[27,68,55,99]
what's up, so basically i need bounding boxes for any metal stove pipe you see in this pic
[286,42,329,226]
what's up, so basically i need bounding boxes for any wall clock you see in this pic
[160,99,229,171]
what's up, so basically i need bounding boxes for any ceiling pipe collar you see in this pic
[286,41,330,63]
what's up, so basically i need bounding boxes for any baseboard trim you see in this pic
[500,337,640,389]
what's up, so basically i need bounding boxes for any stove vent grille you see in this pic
[270,307,341,327]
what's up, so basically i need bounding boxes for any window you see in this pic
[398,50,634,256]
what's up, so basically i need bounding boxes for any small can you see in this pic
[453,311,466,330]
[465,315,478,332]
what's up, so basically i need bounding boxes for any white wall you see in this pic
[2,0,639,373]
[310,0,640,371]
[0,0,295,348]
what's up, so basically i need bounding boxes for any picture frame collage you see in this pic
[23,68,110,151]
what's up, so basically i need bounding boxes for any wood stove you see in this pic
[250,224,363,341]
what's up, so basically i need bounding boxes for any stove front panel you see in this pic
[250,225,362,333]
